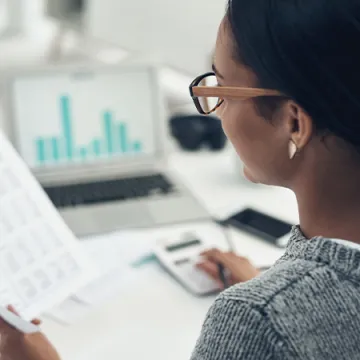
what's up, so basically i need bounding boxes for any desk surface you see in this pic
[41,148,299,360]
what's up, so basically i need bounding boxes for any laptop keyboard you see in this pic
[43,174,178,209]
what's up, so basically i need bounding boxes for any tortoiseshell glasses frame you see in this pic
[189,72,284,115]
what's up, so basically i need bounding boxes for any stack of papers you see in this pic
[75,230,154,304]
[0,131,94,321]
[45,230,154,324]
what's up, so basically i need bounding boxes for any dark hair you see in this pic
[226,0,360,150]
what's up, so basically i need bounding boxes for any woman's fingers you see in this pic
[200,249,260,283]
[7,305,20,316]
[201,249,231,264]
[196,261,226,288]
[201,249,241,271]
[197,261,220,280]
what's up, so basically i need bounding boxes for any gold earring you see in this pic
[289,140,297,159]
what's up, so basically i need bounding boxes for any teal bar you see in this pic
[74,149,81,160]
[35,97,140,163]
[60,95,73,160]
[119,123,127,153]
[92,139,101,157]
[131,253,158,268]
[51,137,60,162]
[36,138,46,164]
[79,147,87,160]
[103,112,113,155]
[57,138,64,161]
[133,141,142,153]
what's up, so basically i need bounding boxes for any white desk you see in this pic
[41,148,299,360]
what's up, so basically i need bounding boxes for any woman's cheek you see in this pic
[215,105,225,122]
[243,166,259,183]
[216,102,234,136]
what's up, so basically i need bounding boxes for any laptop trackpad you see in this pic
[61,203,153,237]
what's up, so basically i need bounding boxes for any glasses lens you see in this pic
[197,74,221,113]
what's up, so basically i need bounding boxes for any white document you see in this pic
[0,131,94,322]
[74,230,153,304]
[44,298,93,326]
[45,230,154,324]
[81,230,153,276]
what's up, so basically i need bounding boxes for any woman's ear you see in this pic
[285,102,313,150]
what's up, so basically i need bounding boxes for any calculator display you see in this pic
[166,239,201,252]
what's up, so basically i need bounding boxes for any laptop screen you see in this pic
[10,67,159,170]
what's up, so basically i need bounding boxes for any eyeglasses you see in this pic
[189,72,284,115]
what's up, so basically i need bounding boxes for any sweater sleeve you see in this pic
[190,294,283,360]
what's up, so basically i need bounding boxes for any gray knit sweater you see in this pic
[191,226,360,360]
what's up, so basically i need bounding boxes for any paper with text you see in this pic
[0,131,94,321]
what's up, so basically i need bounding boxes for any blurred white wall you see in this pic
[0,0,222,130]
[87,0,226,76]
[0,0,55,67]
[0,0,225,72]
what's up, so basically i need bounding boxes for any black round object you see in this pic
[170,114,227,151]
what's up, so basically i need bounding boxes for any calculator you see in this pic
[153,232,222,296]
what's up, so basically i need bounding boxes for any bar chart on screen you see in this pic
[34,95,143,165]
[12,69,156,169]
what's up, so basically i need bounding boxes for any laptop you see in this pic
[4,64,210,237]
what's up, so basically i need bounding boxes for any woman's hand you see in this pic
[197,249,261,288]
[0,306,61,360]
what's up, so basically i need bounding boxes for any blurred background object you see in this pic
[170,114,227,152]
[46,0,84,31]
[0,0,226,120]
[46,0,226,75]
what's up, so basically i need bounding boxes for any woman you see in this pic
[2,0,360,358]
[191,0,360,358]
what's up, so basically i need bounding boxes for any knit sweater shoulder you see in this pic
[190,226,360,360]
